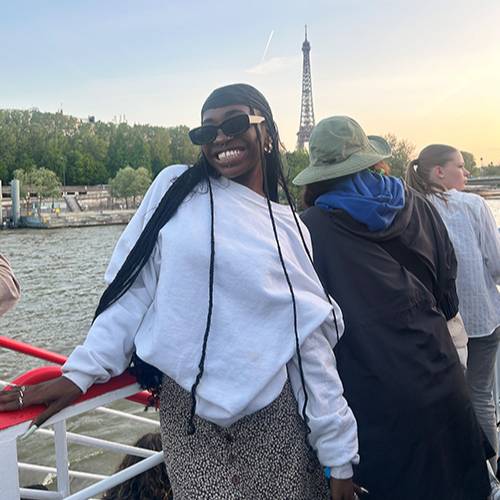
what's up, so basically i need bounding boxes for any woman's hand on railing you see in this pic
[0,376,82,429]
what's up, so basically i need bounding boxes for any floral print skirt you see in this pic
[159,375,330,499]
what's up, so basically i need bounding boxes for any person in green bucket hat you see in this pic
[293,116,391,186]
[293,116,491,500]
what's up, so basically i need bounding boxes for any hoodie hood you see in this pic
[325,183,417,242]
[315,171,407,235]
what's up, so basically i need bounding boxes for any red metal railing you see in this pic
[0,336,66,365]
[0,336,152,416]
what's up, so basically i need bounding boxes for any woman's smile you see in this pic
[214,146,246,165]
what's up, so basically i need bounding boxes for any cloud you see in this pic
[245,56,300,76]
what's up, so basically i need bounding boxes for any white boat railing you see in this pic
[3,320,500,499]
[0,378,162,500]
[0,336,165,499]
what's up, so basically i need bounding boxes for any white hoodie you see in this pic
[63,165,359,477]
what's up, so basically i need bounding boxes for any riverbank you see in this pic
[4,209,135,229]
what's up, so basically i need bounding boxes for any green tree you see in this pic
[0,112,17,180]
[131,167,152,206]
[109,166,136,209]
[32,168,61,216]
[129,127,152,169]
[0,107,197,185]
[15,167,61,216]
[150,128,172,177]
[168,126,199,165]
[283,150,310,210]
[383,134,415,177]
[482,164,500,176]
[109,166,151,209]
[461,151,478,176]
[106,124,131,178]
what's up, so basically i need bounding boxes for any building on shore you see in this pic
[0,183,141,229]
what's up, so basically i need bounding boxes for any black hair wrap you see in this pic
[201,83,280,201]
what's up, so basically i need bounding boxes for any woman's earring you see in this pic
[264,141,273,154]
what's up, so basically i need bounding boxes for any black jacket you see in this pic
[301,187,489,500]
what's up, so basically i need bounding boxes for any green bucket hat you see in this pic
[292,116,391,185]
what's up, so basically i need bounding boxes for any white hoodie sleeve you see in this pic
[61,166,188,391]
[62,247,159,392]
[287,320,359,479]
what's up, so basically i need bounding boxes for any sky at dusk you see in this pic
[2,0,499,163]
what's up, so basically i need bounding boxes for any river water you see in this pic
[488,199,500,225]
[0,225,159,492]
[1,200,500,492]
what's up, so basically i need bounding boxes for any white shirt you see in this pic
[63,165,359,477]
[429,190,500,337]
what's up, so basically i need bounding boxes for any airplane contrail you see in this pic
[261,30,274,63]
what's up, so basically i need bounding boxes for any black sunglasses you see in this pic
[189,114,265,145]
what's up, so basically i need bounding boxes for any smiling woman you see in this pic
[198,105,267,194]
[0,84,360,500]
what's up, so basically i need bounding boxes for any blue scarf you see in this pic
[315,170,405,232]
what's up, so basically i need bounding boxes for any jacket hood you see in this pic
[329,184,418,242]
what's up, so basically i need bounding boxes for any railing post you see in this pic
[54,421,71,497]
[0,436,21,499]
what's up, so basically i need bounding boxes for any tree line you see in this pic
[2,108,493,208]
[0,109,199,185]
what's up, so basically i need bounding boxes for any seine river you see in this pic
[0,224,159,492]
[1,200,500,492]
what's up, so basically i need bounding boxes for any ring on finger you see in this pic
[18,386,26,409]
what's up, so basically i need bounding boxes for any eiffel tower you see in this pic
[296,25,315,150]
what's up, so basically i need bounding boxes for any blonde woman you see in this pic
[406,144,500,471]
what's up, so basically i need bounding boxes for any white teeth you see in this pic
[217,149,242,162]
